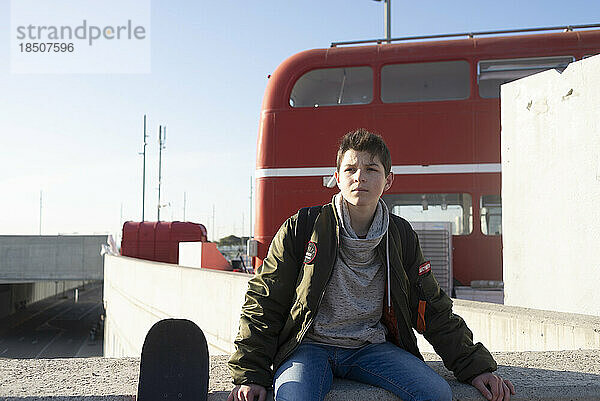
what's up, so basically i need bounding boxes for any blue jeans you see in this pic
[273,342,452,401]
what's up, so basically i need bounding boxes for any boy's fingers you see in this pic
[473,379,492,400]
[505,379,516,394]
[493,378,502,401]
[502,381,511,401]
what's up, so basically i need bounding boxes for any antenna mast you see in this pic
[157,125,166,221]
[141,115,148,221]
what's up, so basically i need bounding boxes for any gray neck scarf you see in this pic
[334,193,389,267]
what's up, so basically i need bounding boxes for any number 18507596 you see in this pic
[19,42,74,52]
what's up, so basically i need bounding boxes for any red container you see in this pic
[121,221,208,264]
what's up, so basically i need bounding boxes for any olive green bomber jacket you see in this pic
[228,201,497,388]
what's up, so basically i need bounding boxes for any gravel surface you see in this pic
[1,350,600,400]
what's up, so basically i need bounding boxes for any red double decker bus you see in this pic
[254,24,600,286]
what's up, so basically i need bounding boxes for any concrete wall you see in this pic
[417,299,600,353]
[103,255,249,357]
[0,280,85,319]
[501,55,600,316]
[0,235,110,281]
[105,255,600,359]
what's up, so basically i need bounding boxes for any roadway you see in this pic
[0,282,104,359]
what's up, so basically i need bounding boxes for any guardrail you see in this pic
[330,23,600,47]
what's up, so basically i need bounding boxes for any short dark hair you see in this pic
[336,129,391,175]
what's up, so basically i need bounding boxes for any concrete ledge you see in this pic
[104,255,600,359]
[446,299,600,351]
[103,255,251,357]
[2,350,600,400]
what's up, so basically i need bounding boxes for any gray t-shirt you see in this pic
[304,193,389,348]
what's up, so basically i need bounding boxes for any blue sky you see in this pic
[0,0,598,242]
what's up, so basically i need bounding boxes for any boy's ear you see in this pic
[384,172,394,191]
[334,170,340,186]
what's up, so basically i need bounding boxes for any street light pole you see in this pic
[385,0,391,43]
[373,0,391,43]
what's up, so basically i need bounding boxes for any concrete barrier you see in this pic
[0,235,110,281]
[501,54,600,316]
[2,350,600,400]
[417,298,600,353]
[103,255,249,357]
[105,255,600,358]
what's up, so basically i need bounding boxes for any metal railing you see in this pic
[330,23,600,47]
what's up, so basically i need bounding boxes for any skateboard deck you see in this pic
[137,319,209,401]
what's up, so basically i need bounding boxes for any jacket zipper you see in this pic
[390,261,410,305]
[389,261,417,333]
[275,219,339,368]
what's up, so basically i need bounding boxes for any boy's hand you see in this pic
[227,384,267,401]
[471,372,515,401]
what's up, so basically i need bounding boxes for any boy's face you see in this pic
[334,149,393,208]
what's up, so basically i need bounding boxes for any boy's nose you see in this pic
[354,169,366,182]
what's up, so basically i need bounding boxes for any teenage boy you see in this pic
[228,129,515,401]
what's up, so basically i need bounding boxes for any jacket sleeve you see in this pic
[407,228,498,383]
[228,215,301,388]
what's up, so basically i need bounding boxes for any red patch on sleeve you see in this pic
[418,261,431,276]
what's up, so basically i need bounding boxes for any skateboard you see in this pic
[137,319,209,401]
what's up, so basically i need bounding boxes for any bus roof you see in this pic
[261,27,600,111]
[330,23,600,47]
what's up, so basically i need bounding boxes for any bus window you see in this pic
[381,60,470,103]
[478,56,574,98]
[480,195,502,235]
[289,66,373,107]
[386,193,473,235]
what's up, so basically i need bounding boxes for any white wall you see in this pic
[103,255,249,357]
[0,235,109,281]
[104,255,600,358]
[501,55,600,316]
